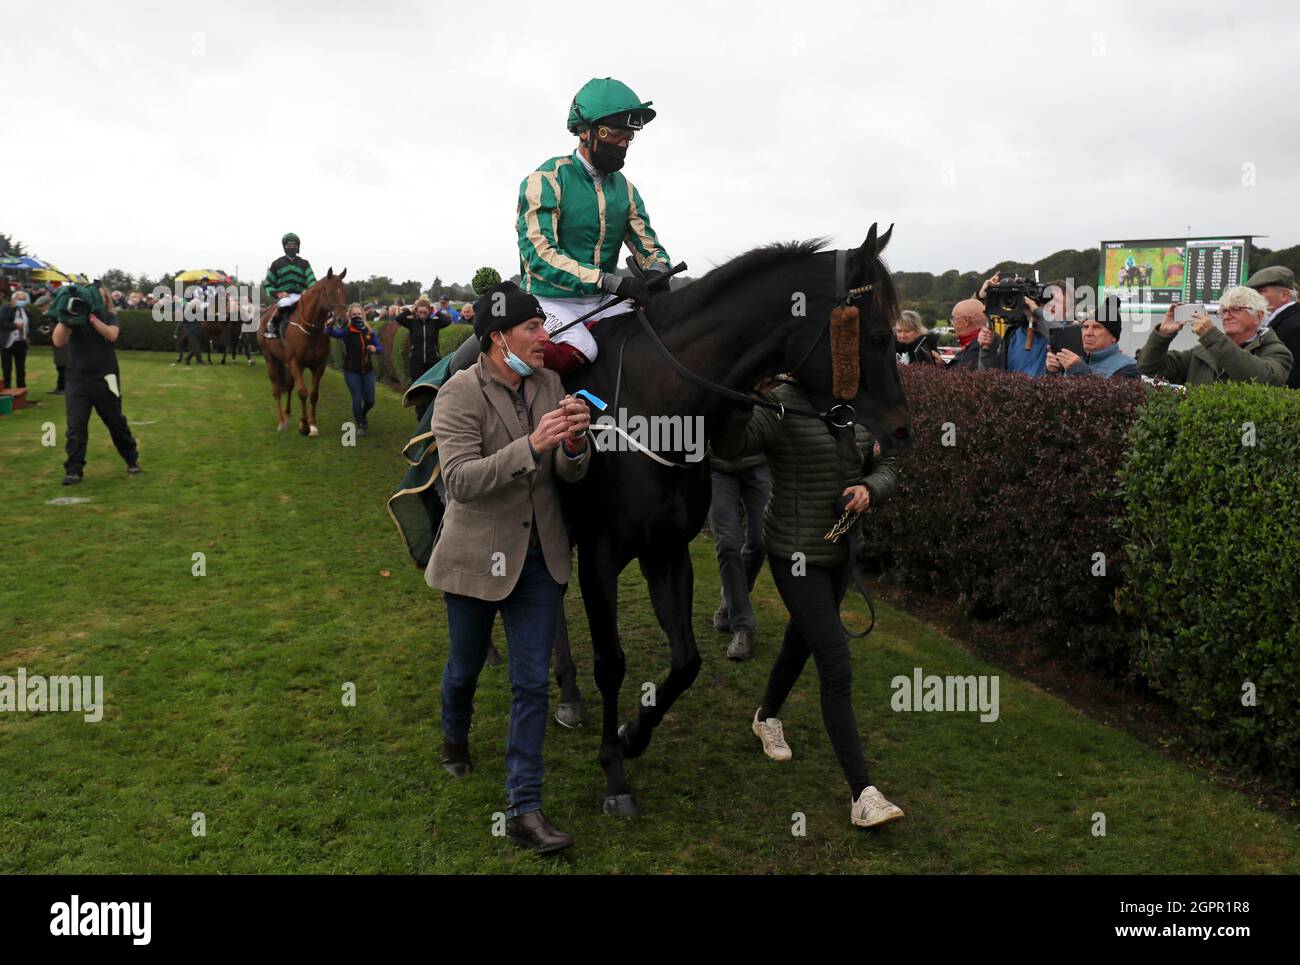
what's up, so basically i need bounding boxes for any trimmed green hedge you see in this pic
[859,366,1147,672]
[864,367,1300,785]
[1117,384,1300,782]
[27,309,181,351]
[383,323,473,385]
[113,310,189,350]
[72,313,475,381]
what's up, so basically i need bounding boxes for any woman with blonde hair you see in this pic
[894,310,940,365]
[326,303,382,436]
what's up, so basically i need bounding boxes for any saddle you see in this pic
[259,300,301,360]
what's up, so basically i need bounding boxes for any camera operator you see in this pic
[975,273,1066,377]
[49,284,140,485]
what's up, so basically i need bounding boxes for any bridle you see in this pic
[289,284,342,336]
[633,247,874,429]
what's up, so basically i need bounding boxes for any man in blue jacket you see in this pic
[1047,297,1139,379]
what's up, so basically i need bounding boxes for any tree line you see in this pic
[7,229,1298,323]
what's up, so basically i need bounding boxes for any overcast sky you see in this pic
[4,0,1298,289]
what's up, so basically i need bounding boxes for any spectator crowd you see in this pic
[897,267,1299,389]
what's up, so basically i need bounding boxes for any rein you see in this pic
[634,248,872,429]
[288,289,336,336]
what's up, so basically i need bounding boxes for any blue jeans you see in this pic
[343,369,376,427]
[441,544,562,819]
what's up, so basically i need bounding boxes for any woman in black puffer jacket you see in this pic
[714,378,906,830]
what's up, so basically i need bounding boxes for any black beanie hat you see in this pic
[1098,296,1123,342]
[472,281,546,350]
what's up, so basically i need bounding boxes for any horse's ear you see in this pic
[326,267,334,278]
[860,223,879,260]
[877,223,894,253]
[338,268,347,281]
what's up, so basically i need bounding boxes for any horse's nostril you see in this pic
[893,427,913,441]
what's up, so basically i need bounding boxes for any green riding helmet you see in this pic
[282,232,301,254]
[566,77,656,134]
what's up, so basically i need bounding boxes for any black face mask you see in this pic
[587,133,627,173]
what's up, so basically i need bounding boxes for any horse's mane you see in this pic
[667,238,830,318]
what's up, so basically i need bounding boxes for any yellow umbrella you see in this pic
[30,267,73,284]
[176,269,230,283]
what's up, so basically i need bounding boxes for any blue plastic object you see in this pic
[574,389,608,412]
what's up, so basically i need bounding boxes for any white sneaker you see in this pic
[752,708,792,762]
[851,785,905,828]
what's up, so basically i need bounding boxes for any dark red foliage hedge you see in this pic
[859,366,1148,672]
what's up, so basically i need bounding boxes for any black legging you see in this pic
[761,553,871,799]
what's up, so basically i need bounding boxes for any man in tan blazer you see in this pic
[428,281,591,855]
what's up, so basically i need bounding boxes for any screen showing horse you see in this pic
[1099,236,1251,311]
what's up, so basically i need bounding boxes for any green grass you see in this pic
[2,347,1298,873]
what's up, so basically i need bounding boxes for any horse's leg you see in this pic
[619,541,703,761]
[290,359,309,435]
[307,362,323,437]
[578,535,638,816]
[264,352,287,430]
[552,601,586,727]
[554,602,584,707]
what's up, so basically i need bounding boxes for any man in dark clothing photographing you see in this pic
[49,284,140,485]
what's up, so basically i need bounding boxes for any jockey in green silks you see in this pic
[263,232,317,339]
[516,77,673,375]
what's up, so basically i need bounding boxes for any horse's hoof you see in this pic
[555,701,586,729]
[308,425,319,438]
[298,424,309,436]
[276,423,287,432]
[602,794,641,817]
[619,720,650,760]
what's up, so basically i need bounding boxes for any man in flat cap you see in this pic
[1246,265,1300,388]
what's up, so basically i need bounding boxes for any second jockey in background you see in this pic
[516,77,673,375]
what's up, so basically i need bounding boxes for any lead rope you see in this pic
[821,422,876,638]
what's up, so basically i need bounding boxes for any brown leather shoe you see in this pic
[441,739,471,778]
[726,629,754,661]
[506,810,573,855]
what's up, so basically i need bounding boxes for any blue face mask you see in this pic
[497,336,535,377]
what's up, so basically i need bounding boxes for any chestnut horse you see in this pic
[256,268,348,435]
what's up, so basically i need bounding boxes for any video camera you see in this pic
[985,273,1052,327]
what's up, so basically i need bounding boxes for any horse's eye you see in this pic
[871,333,890,347]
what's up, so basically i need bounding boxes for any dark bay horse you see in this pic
[202,312,244,365]
[256,268,347,435]
[559,224,913,815]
